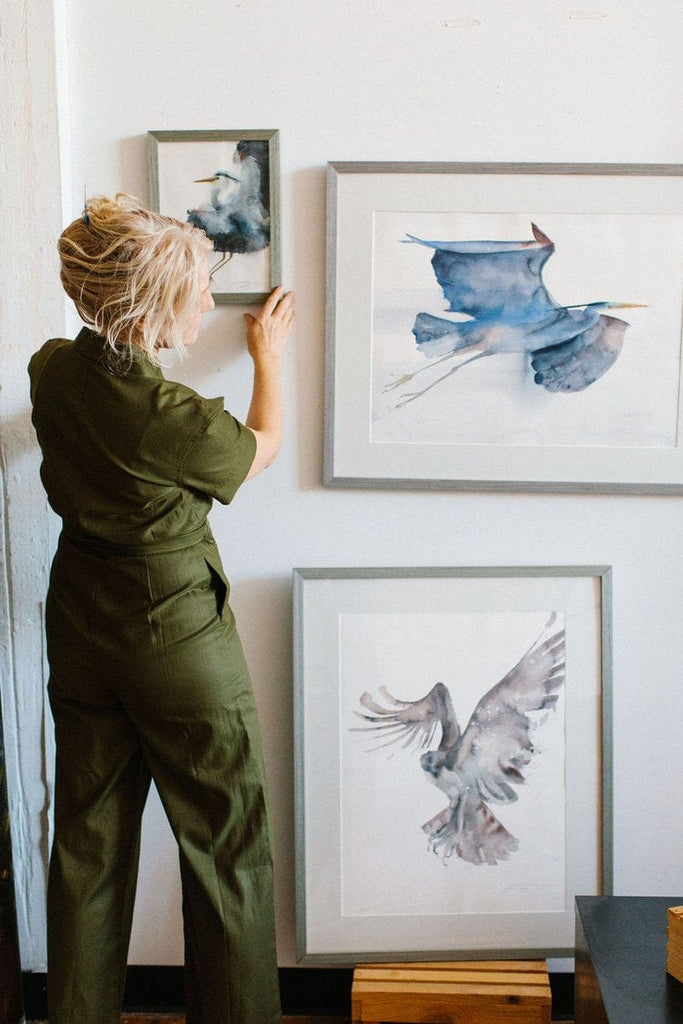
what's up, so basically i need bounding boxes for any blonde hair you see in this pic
[58,193,213,368]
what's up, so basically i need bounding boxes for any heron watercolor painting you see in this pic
[386,224,644,407]
[148,129,280,302]
[187,139,271,273]
[368,207,682,455]
[353,614,565,868]
[325,163,683,488]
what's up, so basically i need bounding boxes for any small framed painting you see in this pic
[294,565,612,963]
[324,161,683,492]
[147,129,281,304]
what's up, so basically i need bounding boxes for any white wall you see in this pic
[3,0,682,970]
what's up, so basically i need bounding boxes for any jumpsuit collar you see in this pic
[74,327,166,379]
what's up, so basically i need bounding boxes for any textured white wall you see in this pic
[3,0,682,970]
[0,0,66,970]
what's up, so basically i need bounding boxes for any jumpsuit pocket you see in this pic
[202,543,230,620]
[204,557,228,618]
[145,543,232,650]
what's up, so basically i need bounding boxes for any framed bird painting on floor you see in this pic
[293,565,612,962]
[148,128,280,303]
[324,161,683,492]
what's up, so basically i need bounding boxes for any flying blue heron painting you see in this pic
[187,139,270,273]
[354,615,565,867]
[386,224,644,406]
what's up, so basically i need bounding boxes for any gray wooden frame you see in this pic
[147,129,281,304]
[324,161,683,493]
[293,565,613,964]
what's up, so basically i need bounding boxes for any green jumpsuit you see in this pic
[28,328,281,1024]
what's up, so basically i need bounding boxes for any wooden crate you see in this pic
[351,960,552,1024]
[667,905,683,983]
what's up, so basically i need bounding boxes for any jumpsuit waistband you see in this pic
[61,523,212,558]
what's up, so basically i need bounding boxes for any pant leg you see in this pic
[47,682,151,1024]
[129,682,281,1024]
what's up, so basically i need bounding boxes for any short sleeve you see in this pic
[179,398,257,504]
[28,339,70,403]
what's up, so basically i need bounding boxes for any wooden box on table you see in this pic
[667,905,683,983]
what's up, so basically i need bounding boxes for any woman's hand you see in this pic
[243,286,295,479]
[244,286,295,366]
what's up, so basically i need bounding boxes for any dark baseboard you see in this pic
[23,965,574,1020]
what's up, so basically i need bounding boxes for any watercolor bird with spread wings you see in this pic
[385,224,645,408]
[353,615,565,867]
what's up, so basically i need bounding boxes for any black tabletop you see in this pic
[576,896,683,1023]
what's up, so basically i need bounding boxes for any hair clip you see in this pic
[82,185,89,225]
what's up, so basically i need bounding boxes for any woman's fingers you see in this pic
[276,292,295,322]
[258,285,287,319]
[263,287,294,321]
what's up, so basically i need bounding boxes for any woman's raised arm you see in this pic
[243,286,295,479]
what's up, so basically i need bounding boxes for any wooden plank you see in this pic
[356,959,548,972]
[351,959,552,978]
[353,965,550,986]
[353,991,549,1023]
[354,976,549,991]
[353,986,549,1007]
[354,969,549,987]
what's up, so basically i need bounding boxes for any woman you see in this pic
[28,194,294,1024]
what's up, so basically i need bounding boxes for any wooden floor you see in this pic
[27,1017,573,1023]
[118,1015,571,1023]
[119,1018,349,1024]
[27,1009,575,1022]
[27,1019,350,1024]
[117,1011,573,1019]
[27,1018,349,1023]
[120,1018,348,1024]
[114,1015,571,1023]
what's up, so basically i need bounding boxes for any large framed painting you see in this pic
[324,162,683,492]
[294,566,612,963]
[147,129,280,304]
